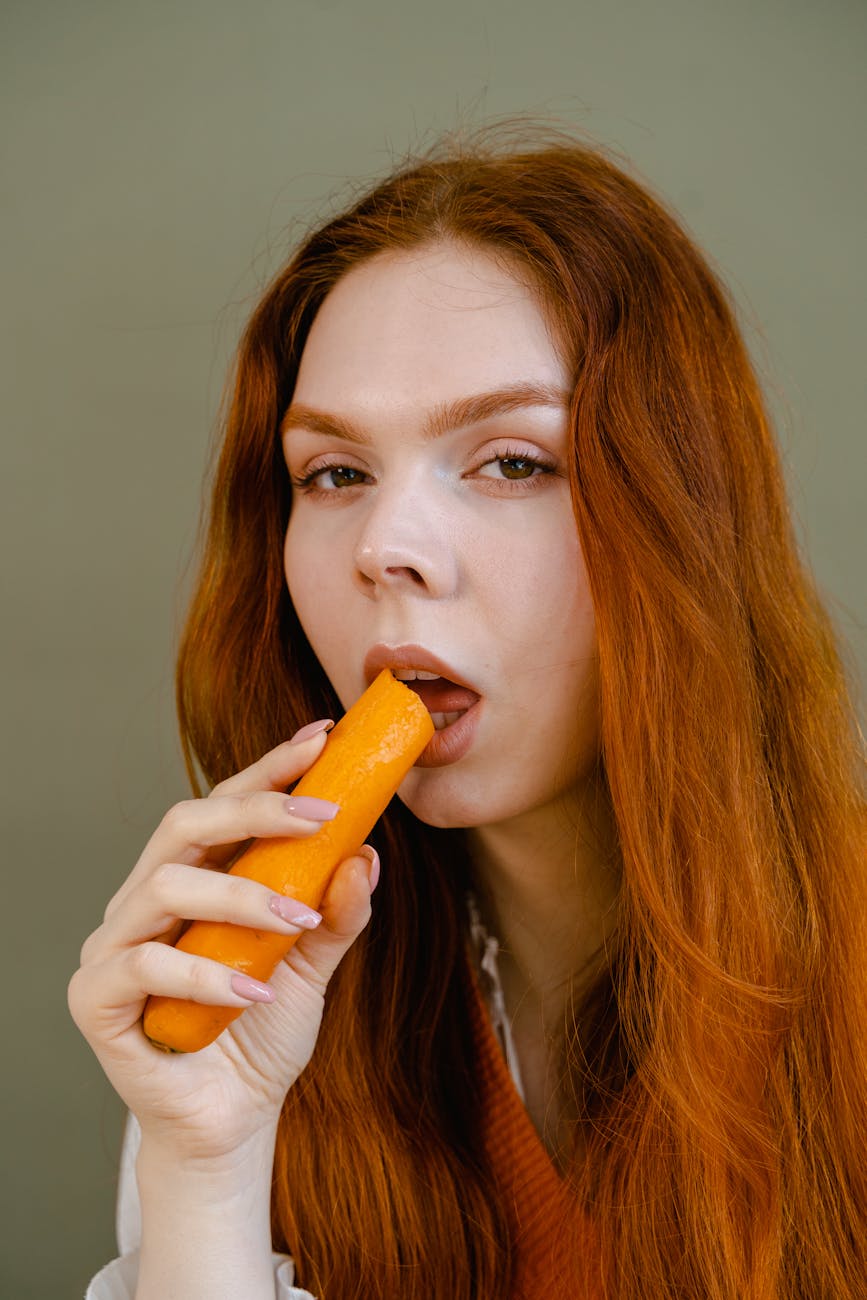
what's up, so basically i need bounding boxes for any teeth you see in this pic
[392,668,440,681]
[430,710,466,731]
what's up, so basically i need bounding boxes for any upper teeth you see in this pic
[392,669,440,681]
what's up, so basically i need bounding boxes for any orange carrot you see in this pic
[142,670,433,1052]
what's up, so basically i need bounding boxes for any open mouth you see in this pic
[392,669,481,731]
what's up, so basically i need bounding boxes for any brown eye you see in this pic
[498,457,538,480]
[325,466,365,488]
[474,452,554,487]
[294,464,368,492]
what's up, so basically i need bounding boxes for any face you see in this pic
[281,241,599,831]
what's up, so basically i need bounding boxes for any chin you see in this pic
[394,771,506,831]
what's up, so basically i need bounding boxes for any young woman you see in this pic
[70,127,866,1299]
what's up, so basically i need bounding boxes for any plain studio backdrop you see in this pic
[1,1,864,1294]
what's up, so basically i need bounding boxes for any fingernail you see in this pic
[284,795,340,821]
[358,844,380,893]
[268,895,322,929]
[230,973,275,1003]
[289,719,334,744]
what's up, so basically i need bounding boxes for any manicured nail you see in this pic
[358,844,380,893]
[289,719,334,744]
[284,796,340,821]
[268,895,322,929]
[230,973,275,1003]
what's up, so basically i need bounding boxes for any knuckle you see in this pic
[222,873,251,908]
[237,789,266,823]
[186,957,215,1001]
[230,788,281,838]
[130,940,166,984]
[149,860,182,903]
[160,800,198,841]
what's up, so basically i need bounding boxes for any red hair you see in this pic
[176,125,866,1297]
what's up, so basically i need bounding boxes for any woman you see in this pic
[70,126,866,1299]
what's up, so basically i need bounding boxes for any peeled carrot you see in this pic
[142,669,434,1053]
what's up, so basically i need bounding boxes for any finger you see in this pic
[210,723,334,799]
[283,847,377,993]
[150,789,340,863]
[91,864,323,957]
[69,941,278,1048]
[107,789,341,916]
[105,726,336,922]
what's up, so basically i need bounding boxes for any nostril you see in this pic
[354,532,456,597]
[384,565,425,585]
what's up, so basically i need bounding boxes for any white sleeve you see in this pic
[84,1113,316,1300]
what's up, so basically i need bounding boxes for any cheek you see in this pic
[283,525,363,713]
[492,522,593,652]
[283,525,341,650]
[510,529,599,766]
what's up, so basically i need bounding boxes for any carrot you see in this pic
[142,670,434,1052]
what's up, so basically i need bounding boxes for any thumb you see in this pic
[283,845,378,992]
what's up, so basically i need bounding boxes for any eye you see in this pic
[479,455,544,481]
[292,464,368,492]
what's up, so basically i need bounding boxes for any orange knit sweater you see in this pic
[467,965,603,1299]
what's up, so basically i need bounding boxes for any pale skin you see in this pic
[284,240,619,1153]
[69,239,619,1298]
[68,731,378,1299]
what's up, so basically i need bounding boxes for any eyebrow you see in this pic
[280,382,571,445]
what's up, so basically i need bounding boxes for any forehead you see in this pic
[290,241,569,411]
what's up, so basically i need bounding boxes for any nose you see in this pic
[353,479,458,600]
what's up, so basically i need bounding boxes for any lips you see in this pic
[362,643,482,731]
[363,644,478,696]
[402,677,480,714]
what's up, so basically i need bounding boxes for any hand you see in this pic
[68,725,377,1164]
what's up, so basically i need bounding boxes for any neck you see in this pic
[466,769,619,1016]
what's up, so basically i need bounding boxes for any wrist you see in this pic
[136,1118,278,1183]
[134,1129,278,1300]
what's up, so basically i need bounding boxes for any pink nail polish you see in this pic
[289,719,334,745]
[230,973,275,1003]
[268,895,322,929]
[285,795,340,822]
[359,844,380,893]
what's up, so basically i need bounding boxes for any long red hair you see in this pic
[176,125,866,1297]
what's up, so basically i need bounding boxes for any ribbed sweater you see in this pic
[467,963,602,1298]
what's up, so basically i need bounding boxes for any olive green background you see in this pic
[2,1,864,1294]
